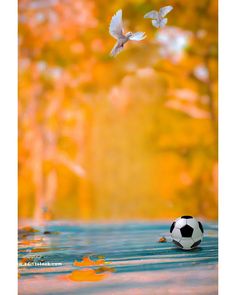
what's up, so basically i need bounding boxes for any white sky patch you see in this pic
[156,27,192,63]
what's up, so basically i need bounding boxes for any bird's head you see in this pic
[126,32,132,38]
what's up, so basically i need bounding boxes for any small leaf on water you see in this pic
[158,237,167,243]
[19,239,43,246]
[21,257,34,263]
[68,269,107,282]
[73,256,105,267]
[31,248,48,253]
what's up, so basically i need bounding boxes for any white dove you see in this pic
[109,9,146,57]
[144,6,173,28]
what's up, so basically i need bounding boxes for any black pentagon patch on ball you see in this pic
[191,240,201,248]
[181,215,193,219]
[173,240,183,248]
[198,221,204,233]
[180,224,193,237]
[170,222,175,233]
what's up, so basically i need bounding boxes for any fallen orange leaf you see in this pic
[158,237,167,243]
[20,239,43,246]
[20,257,34,263]
[31,248,48,253]
[68,269,107,282]
[73,257,105,267]
[95,259,105,265]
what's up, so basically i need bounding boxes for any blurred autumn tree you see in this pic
[18,0,217,221]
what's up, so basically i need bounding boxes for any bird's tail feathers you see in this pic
[110,42,123,57]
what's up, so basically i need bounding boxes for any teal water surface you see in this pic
[18,221,218,295]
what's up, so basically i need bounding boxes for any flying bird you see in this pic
[144,6,173,28]
[109,9,146,57]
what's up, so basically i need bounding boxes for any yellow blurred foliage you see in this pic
[18,0,218,220]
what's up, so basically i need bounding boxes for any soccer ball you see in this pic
[170,216,204,250]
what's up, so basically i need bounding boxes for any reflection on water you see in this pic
[18,222,218,295]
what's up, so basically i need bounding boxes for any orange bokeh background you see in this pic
[18,0,218,221]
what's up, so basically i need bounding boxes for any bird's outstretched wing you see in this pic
[144,10,158,19]
[129,32,146,41]
[159,6,173,17]
[152,18,168,28]
[109,9,124,39]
